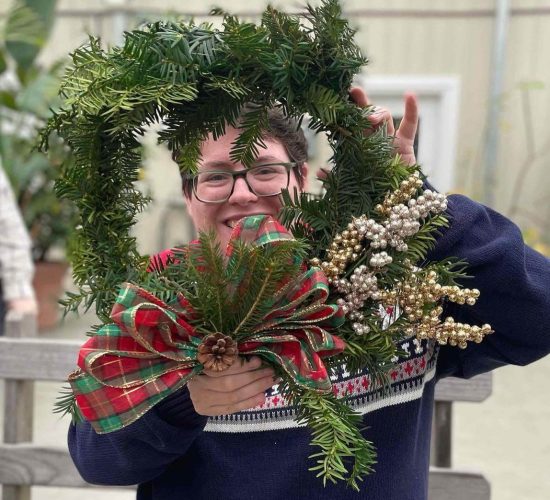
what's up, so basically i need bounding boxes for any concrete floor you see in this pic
[454,356,550,500]
[2,313,549,500]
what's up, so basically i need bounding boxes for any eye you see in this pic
[250,164,286,180]
[255,167,278,176]
[198,172,231,184]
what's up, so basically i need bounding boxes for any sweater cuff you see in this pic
[154,386,208,428]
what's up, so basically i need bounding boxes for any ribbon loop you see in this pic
[70,215,345,433]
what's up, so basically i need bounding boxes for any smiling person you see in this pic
[68,89,550,500]
[180,105,308,253]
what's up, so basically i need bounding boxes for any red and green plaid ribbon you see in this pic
[69,215,345,433]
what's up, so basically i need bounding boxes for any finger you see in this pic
[369,107,395,136]
[199,368,276,393]
[203,355,263,377]
[349,86,369,107]
[210,375,275,411]
[396,92,418,142]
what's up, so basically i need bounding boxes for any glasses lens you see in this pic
[194,164,291,202]
[195,171,233,202]
[247,164,289,196]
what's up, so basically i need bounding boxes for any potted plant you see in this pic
[0,0,77,329]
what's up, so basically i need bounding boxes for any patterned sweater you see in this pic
[68,195,550,500]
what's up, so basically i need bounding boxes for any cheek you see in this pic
[185,198,216,232]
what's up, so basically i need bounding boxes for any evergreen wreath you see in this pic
[43,0,492,490]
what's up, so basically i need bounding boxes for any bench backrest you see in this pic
[0,314,491,500]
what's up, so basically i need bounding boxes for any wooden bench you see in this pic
[0,313,491,500]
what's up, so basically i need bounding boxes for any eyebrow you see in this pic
[202,155,284,169]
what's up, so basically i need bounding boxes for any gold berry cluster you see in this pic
[381,269,493,349]
[375,172,423,217]
[379,270,480,320]
[310,221,364,282]
[414,317,493,348]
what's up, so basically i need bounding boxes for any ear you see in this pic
[182,189,194,217]
[299,162,309,191]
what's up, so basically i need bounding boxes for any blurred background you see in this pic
[0,0,549,499]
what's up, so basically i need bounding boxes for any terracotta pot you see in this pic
[32,261,69,331]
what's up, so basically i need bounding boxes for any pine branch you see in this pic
[232,266,273,336]
[292,388,376,491]
[43,0,487,489]
[53,385,84,423]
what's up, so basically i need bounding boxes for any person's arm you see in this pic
[69,356,275,485]
[0,166,36,310]
[427,194,550,379]
[346,89,550,377]
[68,386,207,485]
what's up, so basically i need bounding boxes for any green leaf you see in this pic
[4,0,57,68]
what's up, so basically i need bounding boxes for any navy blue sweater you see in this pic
[68,195,550,499]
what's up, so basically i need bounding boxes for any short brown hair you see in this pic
[179,105,308,197]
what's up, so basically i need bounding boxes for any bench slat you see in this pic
[0,444,134,490]
[0,337,493,402]
[428,467,490,500]
[0,338,80,381]
[435,373,492,402]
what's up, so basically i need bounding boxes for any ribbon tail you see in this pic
[239,334,337,393]
[70,365,202,433]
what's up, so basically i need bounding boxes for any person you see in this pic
[0,164,37,336]
[67,88,550,500]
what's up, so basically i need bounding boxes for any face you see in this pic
[184,126,308,249]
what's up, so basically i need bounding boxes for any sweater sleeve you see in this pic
[426,194,550,379]
[68,387,207,485]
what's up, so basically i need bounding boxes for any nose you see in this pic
[228,176,258,205]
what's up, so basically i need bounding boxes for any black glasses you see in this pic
[185,162,299,203]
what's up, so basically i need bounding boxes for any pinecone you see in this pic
[197,333,238,372]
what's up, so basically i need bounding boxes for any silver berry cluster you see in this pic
[313,179,448,282]
[382,190,448,252]
[334,265,379,335]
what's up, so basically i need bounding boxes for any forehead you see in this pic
[199,127,289,168]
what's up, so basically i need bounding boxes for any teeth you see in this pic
[227,220,237,228]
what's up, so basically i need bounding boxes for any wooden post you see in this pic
[2,312,36,500]
[431,401,453,468]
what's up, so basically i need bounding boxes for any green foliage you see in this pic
[141,228,378,484]
[43,0,477,489]
[0,0,77,261]
[279,385,376,491]
[4,0,56,68]
[54,384,84,423]
[144,231,307,340]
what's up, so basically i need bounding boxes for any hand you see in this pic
[349,87,419,166]
[317,88,419,181]
[7,297,38,315]
[187,356,277,416]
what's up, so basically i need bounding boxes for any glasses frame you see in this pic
[185,162,300,204]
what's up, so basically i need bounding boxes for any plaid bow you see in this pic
[69,215,345,433]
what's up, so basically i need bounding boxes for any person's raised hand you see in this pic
[349,86,418,166]
[317,88,419,181]
[187,356,277,416]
